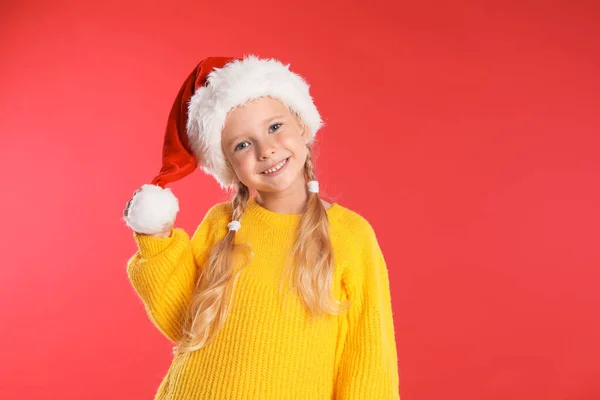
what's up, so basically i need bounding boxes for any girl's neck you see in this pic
[255,180,310,214]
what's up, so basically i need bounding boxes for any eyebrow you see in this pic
[263,114,286,124]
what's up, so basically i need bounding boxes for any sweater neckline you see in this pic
[244,196,342,226]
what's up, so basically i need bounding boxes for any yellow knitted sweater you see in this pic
[126,196,400,399]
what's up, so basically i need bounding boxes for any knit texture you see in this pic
[126,196,400,399]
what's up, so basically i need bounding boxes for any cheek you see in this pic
[278,132,305,149]
[233,154,254,175]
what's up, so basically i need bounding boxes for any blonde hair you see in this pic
[173,141,351,355]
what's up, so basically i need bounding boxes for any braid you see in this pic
[304,146,317,183]
[231,182,250,222]
[175,181,252,355]
[280,144,351,317]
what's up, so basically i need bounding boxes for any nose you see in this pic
[257,139,276,160]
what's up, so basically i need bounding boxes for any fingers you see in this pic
[123,199,132,218]
[124,188,142,218]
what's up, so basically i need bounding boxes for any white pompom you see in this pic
[123,184,179,234]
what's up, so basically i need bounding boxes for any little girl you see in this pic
[123,55,400,400]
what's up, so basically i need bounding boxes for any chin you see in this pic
[255,181,292,194]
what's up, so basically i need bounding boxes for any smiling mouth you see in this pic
[261,158,289,174]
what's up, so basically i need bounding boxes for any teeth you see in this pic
[263,158,287,174]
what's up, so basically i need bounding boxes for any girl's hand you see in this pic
[122,185,179,236]
[122,189,139,219]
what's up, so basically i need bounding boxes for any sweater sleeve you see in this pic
[335,225,401,399]
[126,205,224,344]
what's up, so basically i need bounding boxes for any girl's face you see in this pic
[221,96,310,195]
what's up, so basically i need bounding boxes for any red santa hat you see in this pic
[123,55,323,234]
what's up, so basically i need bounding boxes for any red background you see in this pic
[1,0,599,399]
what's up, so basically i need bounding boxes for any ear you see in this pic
[290,111,309,143]
[299,123,310,145]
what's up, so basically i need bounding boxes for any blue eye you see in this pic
[269,123,282,133]
[234,142,249,151]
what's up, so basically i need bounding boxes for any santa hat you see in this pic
[123,55,323,234]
